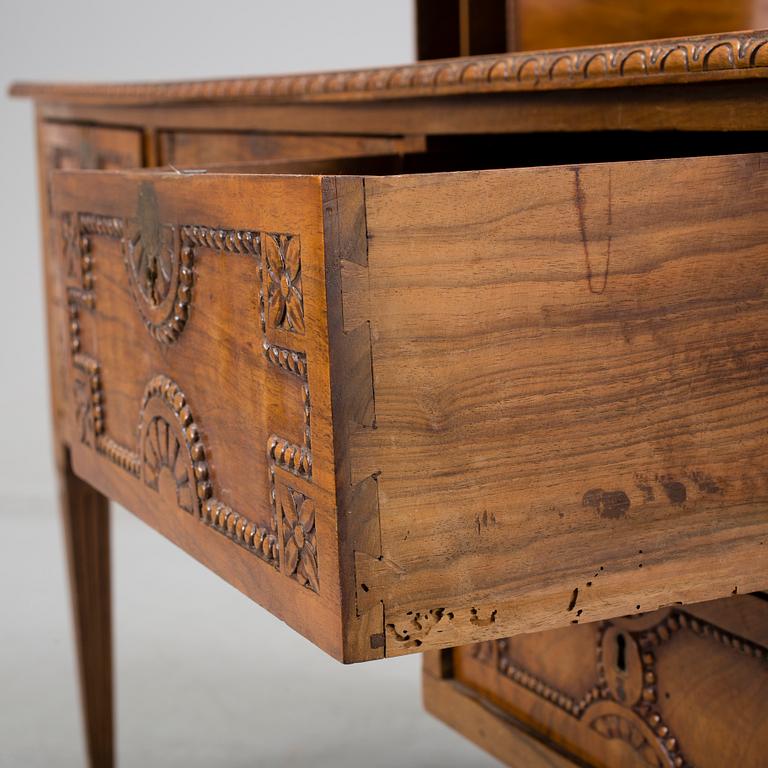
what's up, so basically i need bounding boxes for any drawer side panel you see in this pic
[359,153,768,655]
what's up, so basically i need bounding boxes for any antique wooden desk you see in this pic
[12,24,768,768]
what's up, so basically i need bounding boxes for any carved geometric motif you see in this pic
[471,608,768,768]
[137,374,281,568]
[60,207,318,587]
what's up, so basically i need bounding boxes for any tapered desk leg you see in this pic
[58,447,114,768]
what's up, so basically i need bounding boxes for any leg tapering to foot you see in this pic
[58,447,113,768]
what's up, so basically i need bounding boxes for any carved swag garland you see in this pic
[61,203,320,593]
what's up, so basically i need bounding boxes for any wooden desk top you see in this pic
[11,29,768,106]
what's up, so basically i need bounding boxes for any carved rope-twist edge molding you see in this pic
[14,31,768,104]
[131,225,258,346]
[179,224,310,383]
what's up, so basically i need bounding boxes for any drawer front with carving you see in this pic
[40,123,144,456]
[51,171,341,655]
[426,593,768,768]
[52,152,768,662]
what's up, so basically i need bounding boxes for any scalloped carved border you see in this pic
[62,211,319,592]
[12,31,768,105]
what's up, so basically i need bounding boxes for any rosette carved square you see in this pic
[275,476,319,592]
[264,233,304,335]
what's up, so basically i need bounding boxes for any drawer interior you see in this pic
[166,130,768,177]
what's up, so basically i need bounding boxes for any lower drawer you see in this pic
[49,150,768,662]
[425,593,768,768]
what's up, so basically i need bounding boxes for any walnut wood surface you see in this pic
[21,21,768,768]
[423,672,579,767]
[10,30,768,105]
[158,131,424,168]
[415,0,768,59]
[38,120,142,768]
[51,170,345,657]
[49,150,768,663]
[416,0,508,60]
[59,449,113,768]
[352,153,768,656]
[509,0,768,51]
[428,593,768,767]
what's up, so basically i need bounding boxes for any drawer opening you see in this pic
[170,130,768,177]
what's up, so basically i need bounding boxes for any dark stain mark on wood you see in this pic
[567,587,579,612]
[660,479,687,505]
[582,488,630,519]
[688,470,724,495]
[369,632,385,649]
[573,166,612,295]
[634,474,655,503]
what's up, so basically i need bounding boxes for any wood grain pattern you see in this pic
[10,29,768,105]
[31,81,768,148]
[423,671,579,767]
[50,150,768,662]
[508,0,768,51]
[351,152,768,656]
[37,121,142,768]
[59,449,113,768]
[432,593,768,767]
[51,170,345,657]
[38,123,143,442]
[159,131,424,167]
[416,0,508,60]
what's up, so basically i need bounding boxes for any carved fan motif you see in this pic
[142,414,195,514]
[122,185,192,344]
[265,234,304,334]
[589,714,664,768]
[125,226,176,307]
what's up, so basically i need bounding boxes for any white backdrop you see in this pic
[0,2,495,765]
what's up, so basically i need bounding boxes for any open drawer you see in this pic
[50,151,768,662]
